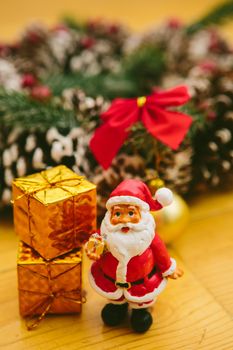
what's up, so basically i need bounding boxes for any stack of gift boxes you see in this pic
[12,165,96,328]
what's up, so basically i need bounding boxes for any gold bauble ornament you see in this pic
[147,178,165,192]
[151,193,190,244]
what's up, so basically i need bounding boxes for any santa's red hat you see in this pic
[106,179,173,211]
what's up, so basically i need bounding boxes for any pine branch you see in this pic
[44,73,112,97]
[178,103,206,141]
[0,90,77,130]
[61,16,86,32]
[124,123,156,166]
[187,0,233,34]
[122,45,165,95]
[44,44,166,99]
[44,73,138,99]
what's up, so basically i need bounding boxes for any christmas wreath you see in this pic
[0,1,233,218]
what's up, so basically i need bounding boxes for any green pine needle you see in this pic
[187,0,233,34]
[0,90,77,131]
[44,72,138,99]
[123,45,165,95]
[61,16,86,32]
[178,103,206,140]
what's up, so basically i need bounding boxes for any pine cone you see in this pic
[45,126,92,175]
[70,41,121,76]
[85,19,129,51]
[0,59,21,91]
[48,27,80,66]
[0,126,92,206]
[192,68,233,190]
[193,113,233,189]
[156,140,193,194]
[62,88,109,131]
[1,127,28,206]
[13,23,59,76]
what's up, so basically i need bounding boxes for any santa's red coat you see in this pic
[89,233,176,304]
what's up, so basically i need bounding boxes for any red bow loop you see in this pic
[90,85,192,169]
[149,85,190,107]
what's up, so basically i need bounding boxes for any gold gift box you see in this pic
[17,241,83,320]
[13,165,96,260]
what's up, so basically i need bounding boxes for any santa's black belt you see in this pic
[104,266,157,289]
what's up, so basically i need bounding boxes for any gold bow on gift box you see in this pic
[18,241,86,330]
[13,165,97,260]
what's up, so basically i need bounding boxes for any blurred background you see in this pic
[1,0,233,40]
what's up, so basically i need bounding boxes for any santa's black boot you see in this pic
[101,303,128,326]
[130,308,153,333]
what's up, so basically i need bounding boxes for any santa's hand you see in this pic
[167,267,184,279]
[85,234,105,261]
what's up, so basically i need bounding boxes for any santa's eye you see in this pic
[115,212,121,217]
[128,211,134,217]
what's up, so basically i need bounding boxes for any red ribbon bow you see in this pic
[90,85,192,169]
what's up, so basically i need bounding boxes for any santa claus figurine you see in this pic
[85,179,183,333]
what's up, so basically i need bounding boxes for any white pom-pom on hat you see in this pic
[155,187,173,207]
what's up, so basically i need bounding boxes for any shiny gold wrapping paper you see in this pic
[13,165,96,260]
[18,241,83,319]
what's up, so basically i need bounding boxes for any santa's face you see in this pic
[100,204,155,262]
[110,204,141,232]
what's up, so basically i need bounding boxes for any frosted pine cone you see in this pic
[0,126,93,206]
[14,23,59,76]
[0,59,21,91]
[48,26,79,66]
[193,113,233,189]
[62,88,109,131]
[156,140,193,194]
[46,126,92,175]
[70,40,121,76]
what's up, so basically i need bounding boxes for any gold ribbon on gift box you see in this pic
[12,165,86,204]
[18,243,86,330]
[13,165,96,259]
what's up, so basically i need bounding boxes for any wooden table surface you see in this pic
[0,189,233,350]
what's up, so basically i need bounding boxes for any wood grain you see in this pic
[0,189,233,349]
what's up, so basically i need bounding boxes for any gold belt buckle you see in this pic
[115,281,131,289]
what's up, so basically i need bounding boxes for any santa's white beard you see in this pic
[100,210,156,264]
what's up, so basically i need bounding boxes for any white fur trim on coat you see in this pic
[89,268,168,303]
[129,299,156,309]
[123,278,168,303]
[106,196,149,211]
[162,258,177,277]
[110,298,157,309]
[115,258,129,283]
[88,269,123,300]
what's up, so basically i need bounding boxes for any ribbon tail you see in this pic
[26,296,53,331]
[90,104,139,169]
[61,293,87,304]
[142,107,193,150]
[90,123,129,169]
